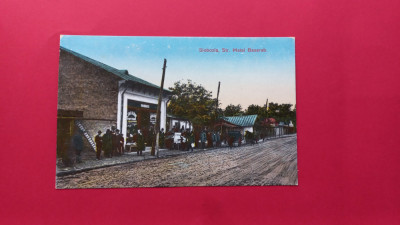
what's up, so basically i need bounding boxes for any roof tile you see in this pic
[223,115,257,127]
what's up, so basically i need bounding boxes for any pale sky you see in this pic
[60,36,296,109]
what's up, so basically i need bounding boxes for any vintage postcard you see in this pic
[56,36,297,188]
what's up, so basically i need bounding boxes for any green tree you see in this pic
[244,104,267,132]
[267,102,295,124]
[168,80,215,127]
[223,104,243,116]
[244,104,268,118]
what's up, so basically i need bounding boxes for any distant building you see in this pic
[214,115,258,134]
[167,114,193,132]
[223,115,258,133]
[57,47,171,152]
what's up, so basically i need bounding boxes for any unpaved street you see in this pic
[56,136,297,188]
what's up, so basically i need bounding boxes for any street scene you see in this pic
[57,135,297,188]
[57,36,297,188]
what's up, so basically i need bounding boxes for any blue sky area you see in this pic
[60,36,296,109]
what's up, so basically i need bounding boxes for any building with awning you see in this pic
[57,47,171,153]
[215,115,258,133]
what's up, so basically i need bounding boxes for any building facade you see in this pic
[57,47,171,154]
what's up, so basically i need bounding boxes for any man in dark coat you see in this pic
[103,129,113,157]
[186,131,194,152]
[207,131,213,148]
[212,131,217,147]
[118,131,124,155]
[136,129,145,155]
[228,134,234,149]
[200,129,207,149]
[159,128,165,148]
[112,129,119,156]
[72,129,84,163]
[62,140,73,167]
[95,130,103,160]
[216,131,221,147]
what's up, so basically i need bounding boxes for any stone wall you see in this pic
[58,50,120,120]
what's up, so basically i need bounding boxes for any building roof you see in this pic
[60,46,171,93]
[223,115,257,127]
[214,120,239,128]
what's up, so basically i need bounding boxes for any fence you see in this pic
[261,126,296,140]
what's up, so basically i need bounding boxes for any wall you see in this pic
[81,120,116,143]
[58,50,120,120]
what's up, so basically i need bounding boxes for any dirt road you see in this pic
[56,135,297,188]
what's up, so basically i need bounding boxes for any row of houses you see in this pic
[57,47,260,153]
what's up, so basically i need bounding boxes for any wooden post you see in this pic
[152,59,167,157]
[215,82,222,134]
[216,81,220,112]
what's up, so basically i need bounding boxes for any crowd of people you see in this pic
[94,126,125,160]
[166,125,247,150]
[61,123,266,167]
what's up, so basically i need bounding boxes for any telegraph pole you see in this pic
[216,81,221,113]
[216,82,222,133]
[152,59,167,157]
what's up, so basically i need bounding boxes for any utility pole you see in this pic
[152,58,167,157]
[215,82,222,134]
[216,81,221,113]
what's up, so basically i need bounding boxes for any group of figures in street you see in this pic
[61,123,270,167]
[167,125,246,150]
[94,126,125,160]
[199,128,222,149]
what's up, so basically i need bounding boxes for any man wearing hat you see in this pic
[95,130,103,160]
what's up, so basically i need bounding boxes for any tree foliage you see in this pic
[167,80,215,126]
[223,104,243,116]
[267,102,295,124]
[243,103,297,129]
[244,104,268,117]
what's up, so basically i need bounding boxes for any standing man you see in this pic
[207,130,213,148]
[136,129,145,156]
[212,131,217,147]
[186,131,194,152]
[103,129,112,158]
[216,131,221,147]
[200,129,207,149]
[118,131,124,155]
[112,129,118,156]
[159,128,165,149]
[95,130,103,160]
[180,125,185,133]
[72,129,83,163]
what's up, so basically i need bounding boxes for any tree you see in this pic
[223,104,243,116]
[167,80,215,127]
[244,104,268,132]
[244,104,267,118]
[267,102,295,124]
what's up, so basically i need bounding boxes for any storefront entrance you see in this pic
[126,100,157,136]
